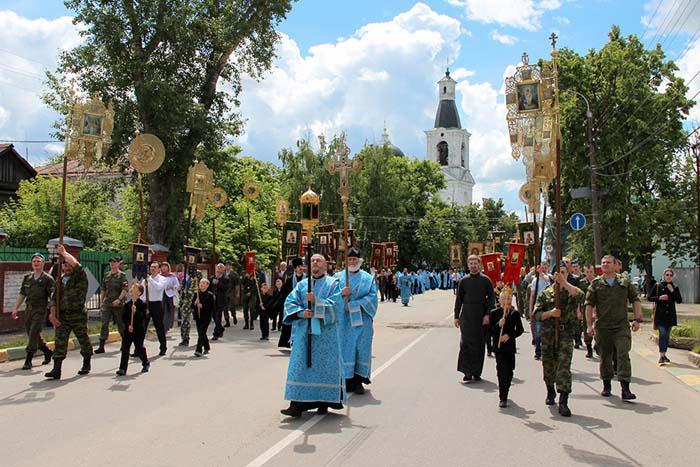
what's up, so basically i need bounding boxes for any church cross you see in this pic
[327,140,360,201]
[549,32,558,50]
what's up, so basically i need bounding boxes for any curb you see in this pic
[0,331,121,364]
[635,337,700,392]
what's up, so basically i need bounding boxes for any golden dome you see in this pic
[300,188,319,205]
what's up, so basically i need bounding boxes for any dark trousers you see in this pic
[259,309,269,338]
[242,296,256,326]
[278,324,292,348]
[144,301,167,352]
[485,326,494,355]
[495,351,516,401]
[120,331,148,371]
[213,305,225,337]
[379,287,385,302]
[196,319,210,353]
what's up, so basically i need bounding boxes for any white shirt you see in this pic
[161,275,180,298]
[141,274,166,302]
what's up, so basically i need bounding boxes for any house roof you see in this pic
[36,159,132,179]
[0,144,38,177]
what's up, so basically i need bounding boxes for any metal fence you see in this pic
[0,247,131,311]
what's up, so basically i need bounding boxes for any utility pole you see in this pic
[587,108,603,264]
[693,141,700,267]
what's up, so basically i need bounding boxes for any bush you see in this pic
[671,320,700,339]
[693,344,700,354]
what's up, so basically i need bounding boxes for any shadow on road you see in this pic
[563,443,640,467]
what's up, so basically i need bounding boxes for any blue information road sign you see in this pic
[570,212,586,231]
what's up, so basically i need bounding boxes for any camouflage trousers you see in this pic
[24,306,48,353]
[53,311,93,360]
[596,325,632,382]
[180,307,192,345]
[541,325,574,394]
[100,305,124,340]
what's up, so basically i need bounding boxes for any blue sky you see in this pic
[1,0,698,215]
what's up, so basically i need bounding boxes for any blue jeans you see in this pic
[658,324,672,353]
[534,321,542,356]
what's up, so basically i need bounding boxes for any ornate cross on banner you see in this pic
[327,141,361,202]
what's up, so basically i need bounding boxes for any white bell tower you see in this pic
[425,68,475,206]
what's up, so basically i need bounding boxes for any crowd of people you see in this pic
[5,244,684,421]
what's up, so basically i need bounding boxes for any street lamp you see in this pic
[563,89,602,264]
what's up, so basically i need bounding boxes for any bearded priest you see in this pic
[336,247,379,395]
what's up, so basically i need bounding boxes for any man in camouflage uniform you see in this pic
[515,266,528,317]
[178,270,200,347]
[224,261,239,326]
[585,254,643,401]
[579,264,597,358]
[534,266,584,417]
[45,244,92,380]
[95,256,128,354]
[10,253,55,370]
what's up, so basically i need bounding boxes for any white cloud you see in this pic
[234,2,463,161]
[491,29,519,45]
[450,67,475,80]
[448,0,562,31]
[676,37,700,120]
[0,11,81,165]
[553,16,570,25]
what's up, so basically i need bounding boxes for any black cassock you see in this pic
[454,273,495,378]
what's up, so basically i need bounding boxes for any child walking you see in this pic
[117,283,150,376]
[489,290,524,408]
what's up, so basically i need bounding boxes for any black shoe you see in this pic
[658,357,666,365]
[462,375,472,383]
[94,338,106,354]
[178,341,189,347]
[499,400,508,408]
[77,355,91,375]
[224,323,231,328]
[317,406,328,415]
[142,362,150,373]
[233,318,238,325]
[574,343,581,350]
[21,352,33,370]
[158,349,166,356]
[39,344,53,365]
[585,344,593,359]
[354,383,366,394]
[130,352,138,357]
[663,356,671,363]
[621,381,636,401]
[243,324,249,330]
[545,385,556,405]
[212,336,219,341]
[280,406,303,418]
[250,326,255,330]
[44,359,62,379]
[487,352,493,357]
[473,376,481,382]
[601,379,612,397]
[194,351,202,357]
[116,369,126,376]
[534,354,541,360]
[204,349,210,354]
[558,393,571,417]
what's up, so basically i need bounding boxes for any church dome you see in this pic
[378,127,405,157]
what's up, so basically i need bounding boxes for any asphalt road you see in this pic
[1,290,698,467]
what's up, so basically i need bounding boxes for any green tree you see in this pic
[558,25,693,273]
[45,0,295,252]
[0,177,112,248]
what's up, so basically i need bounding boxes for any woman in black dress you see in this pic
[648,268,682,365]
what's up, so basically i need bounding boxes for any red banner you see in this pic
[384,242,396,269]
[245,251,256,275]
[480,253,501,286]
[371,243,383,269]
[503,243,527,286]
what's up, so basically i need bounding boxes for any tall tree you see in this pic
[558,25,693,272]
[45,0,295,251]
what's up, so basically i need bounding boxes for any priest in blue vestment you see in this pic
[336,248,378,395]
[281,254,345,418]
[398,268,412,306]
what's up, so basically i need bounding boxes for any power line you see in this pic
[0,139,61,144]
[0,48,54,68]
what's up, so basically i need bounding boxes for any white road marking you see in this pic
[246,331,431,467]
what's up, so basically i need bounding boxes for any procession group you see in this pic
[7,241,683,420]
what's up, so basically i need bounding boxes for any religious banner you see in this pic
[450,243,462,268]
[333,229,356,267]
[131,243,150,280]
[480,252,502,286]
[183,245,201,275]
[371,243,384,270]
[517,221,538,266]
[492,230,506,254]
[317,224,335,257]
[299,230,311,257]
[467,241,485,257]
[282,221,302,259]
[503,243,527,285]
[245,251,257,275]
[384,242,396,269]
